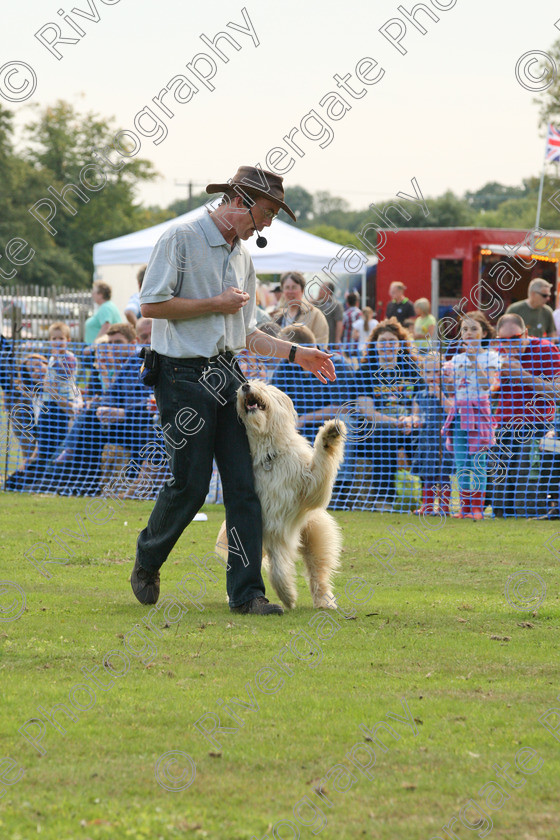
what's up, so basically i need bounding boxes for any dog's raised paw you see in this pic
[321,419,345,449]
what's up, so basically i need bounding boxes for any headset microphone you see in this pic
[247,206,268,248]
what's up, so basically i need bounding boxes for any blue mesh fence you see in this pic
[2,337,560,518]
[1,339,169,501]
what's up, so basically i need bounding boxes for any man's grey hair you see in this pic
[528,278,552,294]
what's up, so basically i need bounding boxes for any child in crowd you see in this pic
[413,298,437,350]
[410,352,453,515]
[442,311,500,519]
[51,336,113,471]
[352,306,379,352]
[3,353,48,463]
[5,323,81,491]
[34,322,82,465]
[84,336,115,406]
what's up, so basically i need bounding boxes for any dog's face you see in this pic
[237,380,297,437]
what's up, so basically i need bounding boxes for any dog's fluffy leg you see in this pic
[265,539,298,610]
[300,510,341,608]
[303,420,346,510]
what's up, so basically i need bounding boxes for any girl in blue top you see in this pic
[410,352,453,515]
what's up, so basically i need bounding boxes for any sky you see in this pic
[2,0,560,213]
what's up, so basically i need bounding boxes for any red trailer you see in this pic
[373,227,559,325]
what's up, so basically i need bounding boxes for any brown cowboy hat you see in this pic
[206,165,297,222]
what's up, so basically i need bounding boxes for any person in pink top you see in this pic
[442,311,500,520]
[490,313,560,517]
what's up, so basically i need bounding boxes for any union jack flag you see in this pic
[545,123,560,163]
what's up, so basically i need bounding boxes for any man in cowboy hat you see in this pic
[131,166,336,615]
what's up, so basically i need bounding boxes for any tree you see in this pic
[0,105,87,287]
[471,175,560,231]
[420,191,476,227]
[304,225,363,251]
[283,185,314,226]
[340,191,476,231]
[313,191,350,219]
[465,181,529,212]
[5,101,160,287]
[534,38,560,128]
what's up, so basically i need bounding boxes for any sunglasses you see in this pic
[536,290,551,298]
[498,333,524,342]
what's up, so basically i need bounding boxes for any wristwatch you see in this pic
[288,344,298,363]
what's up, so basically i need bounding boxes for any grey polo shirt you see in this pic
[140,211,257,358]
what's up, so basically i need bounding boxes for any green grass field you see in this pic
[1,493,559,840]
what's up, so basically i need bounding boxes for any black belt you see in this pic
[163,351,236,367]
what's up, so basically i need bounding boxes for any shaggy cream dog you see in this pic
[216,380,345,609]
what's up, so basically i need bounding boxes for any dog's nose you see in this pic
[241,383,250,392]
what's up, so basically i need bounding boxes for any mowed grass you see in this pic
[0,492,559,840]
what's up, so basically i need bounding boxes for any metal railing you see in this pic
[0,285,92,342]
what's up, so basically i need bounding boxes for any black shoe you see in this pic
[230,596,284,616]
[131,557,160,604]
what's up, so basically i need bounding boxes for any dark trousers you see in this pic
[36,403,70,461]
[367,425,401,504]
[488,421,548,516]
[136,355,265,607]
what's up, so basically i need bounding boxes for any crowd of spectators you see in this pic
[248,271,560,517]
[3,271,560,518]
[2,309,166,500]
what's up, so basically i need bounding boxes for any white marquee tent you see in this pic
[93,205,373,314]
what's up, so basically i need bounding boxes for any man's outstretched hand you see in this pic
[296,347,336,383]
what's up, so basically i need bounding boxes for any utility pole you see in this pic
[174,180,208,212]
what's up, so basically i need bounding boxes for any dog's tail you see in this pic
[215,520,228,562]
